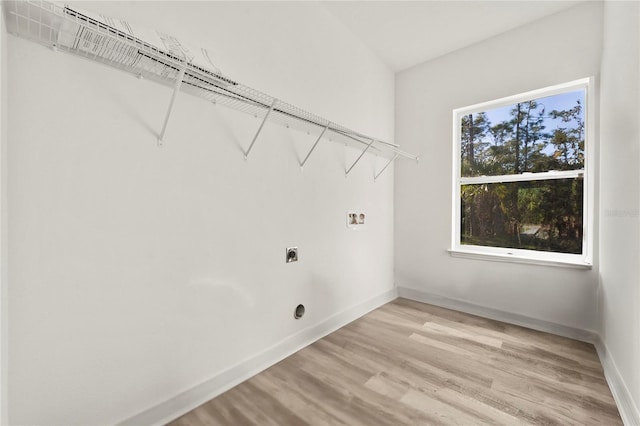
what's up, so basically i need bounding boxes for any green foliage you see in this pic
[549,100,584,169]
[461,180,583,254]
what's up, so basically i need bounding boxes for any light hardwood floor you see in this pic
[169,298,622,425]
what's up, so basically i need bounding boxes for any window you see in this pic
[451,78,593,267]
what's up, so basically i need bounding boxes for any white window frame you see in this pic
[450,78,594,268]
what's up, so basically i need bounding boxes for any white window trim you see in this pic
[461,169,583,185]
[450,77,594,269]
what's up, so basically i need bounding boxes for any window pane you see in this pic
[460,178,583,254]
[460,89,585,177]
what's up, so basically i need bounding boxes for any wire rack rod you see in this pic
[245,99,277,159]
[158,65,186,146]
[2,0,420,166]
[346,139,375,176]
[375,153,400,181]
[300,124,329,168]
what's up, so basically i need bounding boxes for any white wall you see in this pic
[598,1,640,422]
[395,2,603,331]
[1,7,8,426]
[4,2,395,424]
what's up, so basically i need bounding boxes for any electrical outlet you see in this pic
[286,247,298,263]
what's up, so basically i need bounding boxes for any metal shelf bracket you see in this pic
[158,65,187,147]
[300,124,329,169]
[245,99,278,160]
[374,153,400,181]
[345,139,375,176]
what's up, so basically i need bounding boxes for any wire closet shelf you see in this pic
[3,0,419,178]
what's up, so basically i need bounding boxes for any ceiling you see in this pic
[320,1,584,72]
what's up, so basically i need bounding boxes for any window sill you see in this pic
[449,248,593,269]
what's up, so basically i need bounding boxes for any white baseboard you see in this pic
[594,337,640,426]
[117,287,398,426]
[118,286,639,426]
[397,286,597,343]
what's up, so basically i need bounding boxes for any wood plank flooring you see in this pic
[169,298,622,425]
